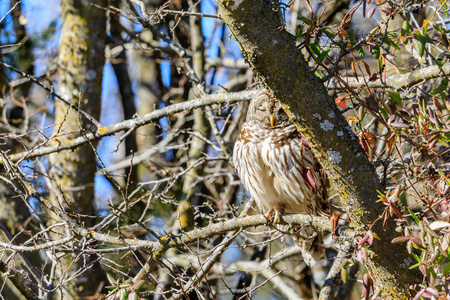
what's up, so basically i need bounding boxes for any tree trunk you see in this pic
[217,0,420,298]
[48,0,107,298]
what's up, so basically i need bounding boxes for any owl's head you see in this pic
[246,91,290,128]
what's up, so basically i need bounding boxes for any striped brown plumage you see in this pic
[233,90,328,265]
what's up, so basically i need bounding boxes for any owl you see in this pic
[233,90,329,265]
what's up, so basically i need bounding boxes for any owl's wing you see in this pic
[261,127,328,214]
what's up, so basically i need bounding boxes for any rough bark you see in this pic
[216,0,420,298]
[48,0,107,298]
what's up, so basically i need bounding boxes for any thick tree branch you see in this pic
[216,0,421,298]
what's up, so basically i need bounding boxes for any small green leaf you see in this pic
[371,46,381,59]
[341,267,349,283]
[409,209,420,225]
[412,253,422,263]
[377,190,386,197]
[378,106,389,120]
[348,29,356,46]
[423,20,429,35]
[409,262,421,269]
[356,46,365,58]
[443,262,450,276]
[309,43,321,56]
[389,40,401,50]
[323,27,335,38]
[432,78,449,95]
[388,91,402,105]
[402,21,410,35]
[316,48,331,63]
[300,17,311,25]
[439,138,449,147]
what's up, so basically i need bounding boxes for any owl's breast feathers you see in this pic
[234,122,328,215]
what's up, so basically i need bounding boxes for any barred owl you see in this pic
[233,90,329,265]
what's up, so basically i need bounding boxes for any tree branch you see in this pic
[7,91,255,163]
[0,260,40,300]
[328,62,450,90]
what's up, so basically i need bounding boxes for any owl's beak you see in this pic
[270,115,275,127]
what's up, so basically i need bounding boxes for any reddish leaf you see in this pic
[386,133,396,154]
[423,287,439,298]
[367,230,374,245]
[363,132,376,147]
[389,202,402,218]
[358,234,370,248]
[301,138,310,148]
[391,236,410,243]
[380,6,391,14]
[351,62,359,82]
[335,95,346,109]
[302,168,317,190]
[362,60,372,75]
[413,289,425,300]
[419,264,427,276]
[438,180,449,196]
[330,213,341,234]
[407,240,413,253]
[360,136,370,155]
[410,237,425,248]
[367,6,377,18]
[356,247,367,263]
[362,273,373,299]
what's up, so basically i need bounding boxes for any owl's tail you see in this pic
[292,226,325,267]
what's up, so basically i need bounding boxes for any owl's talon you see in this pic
[265,208,284,224]
[265,208,275,220]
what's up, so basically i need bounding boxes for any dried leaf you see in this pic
[330,213,341,234]
[362,60,371,75]
[365,96,379,112]
[351,62,359,82]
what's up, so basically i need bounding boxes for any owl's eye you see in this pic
[257,107,266,112]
